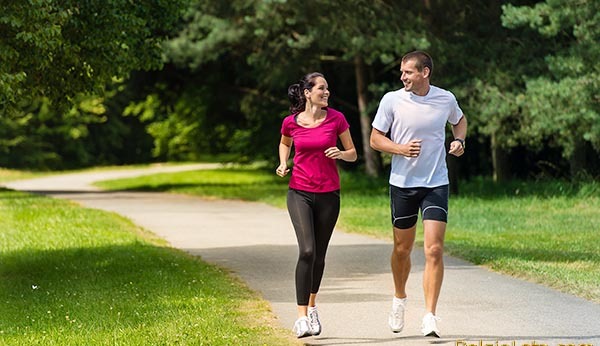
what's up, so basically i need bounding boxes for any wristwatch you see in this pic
[454,138,465,149]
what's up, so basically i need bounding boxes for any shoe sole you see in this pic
[389,324,404,333]
[424,331,440,338]
[297,331,311,338]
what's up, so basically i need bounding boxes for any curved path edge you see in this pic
[4,164,599,346]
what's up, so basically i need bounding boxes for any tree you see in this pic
[0,0,187,168]
[160,0,429,174]
[502,0,600,177]
[407,0,556,182]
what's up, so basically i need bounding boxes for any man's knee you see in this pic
[424,243,444,260]
[392,241,413,259]
[392,226,416,258]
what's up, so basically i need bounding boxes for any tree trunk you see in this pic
[569,138,587,178]
[491,132,510,182]
[354,55,381,177]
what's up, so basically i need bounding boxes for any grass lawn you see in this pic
[96,166,600,304]
[0,187,298,345]
[0,168,46,183]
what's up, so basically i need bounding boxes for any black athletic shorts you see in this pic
[389,184,449,229]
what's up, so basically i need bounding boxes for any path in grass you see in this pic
[5,165,599,346]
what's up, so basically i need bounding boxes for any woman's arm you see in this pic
[324,129,357,162]
[276,135,292,177]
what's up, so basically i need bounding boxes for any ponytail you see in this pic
[287,72,324,113]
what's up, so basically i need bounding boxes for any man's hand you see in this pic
[448,140,464,157]
[401,139,422,157]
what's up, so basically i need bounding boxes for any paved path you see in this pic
[4,164,599,346]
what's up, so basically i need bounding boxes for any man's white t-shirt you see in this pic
[372,86,464,188]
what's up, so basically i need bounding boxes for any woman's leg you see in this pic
[310,190,340,297]
[287,189,316,312]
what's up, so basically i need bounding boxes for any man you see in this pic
[370,51,467,338]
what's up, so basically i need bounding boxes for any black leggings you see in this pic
[287,188,340,305]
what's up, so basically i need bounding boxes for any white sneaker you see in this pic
[421,312,441,337]
[307,306,321,335]
[388,297,406,333]
[292,316,311,338]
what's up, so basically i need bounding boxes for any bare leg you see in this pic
[422,220,446,314]
[391,225,416,298]
[308,293,317,307]
[297,305,308,319]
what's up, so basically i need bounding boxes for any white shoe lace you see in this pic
[422,314,441,336]
[308,308,321,334]
[389,302,405,327]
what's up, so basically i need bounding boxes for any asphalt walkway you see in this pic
[4,164,599,346]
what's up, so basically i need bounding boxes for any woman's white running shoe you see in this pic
[292,316,311,338]
[308,306,321,335]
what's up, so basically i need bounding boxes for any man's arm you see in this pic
[370,128,422,158]
[448,115,467,157]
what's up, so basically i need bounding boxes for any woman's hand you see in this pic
[276,164,290,177]
[325,147,343,160]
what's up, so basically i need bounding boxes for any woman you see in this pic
[276,72,357,338]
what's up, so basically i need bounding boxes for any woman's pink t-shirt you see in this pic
[281,108,350,193]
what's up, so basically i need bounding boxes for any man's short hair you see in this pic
[402,51,433,77]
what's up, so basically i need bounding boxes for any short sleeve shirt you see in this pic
[372,86,463,188]
[281,108,350,193]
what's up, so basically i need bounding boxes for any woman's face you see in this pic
[305,77,329,107]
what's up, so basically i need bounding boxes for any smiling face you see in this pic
[304,76,329,108]
[400,58,430,96]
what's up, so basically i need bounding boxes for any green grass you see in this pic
[0,189,297,345]
[0,163,210,184]
[447,178,600,303]
[0,168,46,183]
[97,167,600,304]
[95,167,290,208]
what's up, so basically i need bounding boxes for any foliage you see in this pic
[121,63,247,162]
[501,0,600,159]
[3,0,600,178]
[144,0,430,163]
[1,0,186,111]
[0,95,105,168]
[0,0,188,168]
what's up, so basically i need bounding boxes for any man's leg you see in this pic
[391,225,416,299]
[422,220,446,314]
[388,225,416,332]
[388,184,420,333]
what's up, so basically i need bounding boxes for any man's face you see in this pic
[400,59,429,95]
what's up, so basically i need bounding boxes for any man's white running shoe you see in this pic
[292,316,311,338]
[388,298,406,333]
[307,306,322,335]
[421,312,441,337]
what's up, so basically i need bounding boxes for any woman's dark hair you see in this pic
[287,72,324,113]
